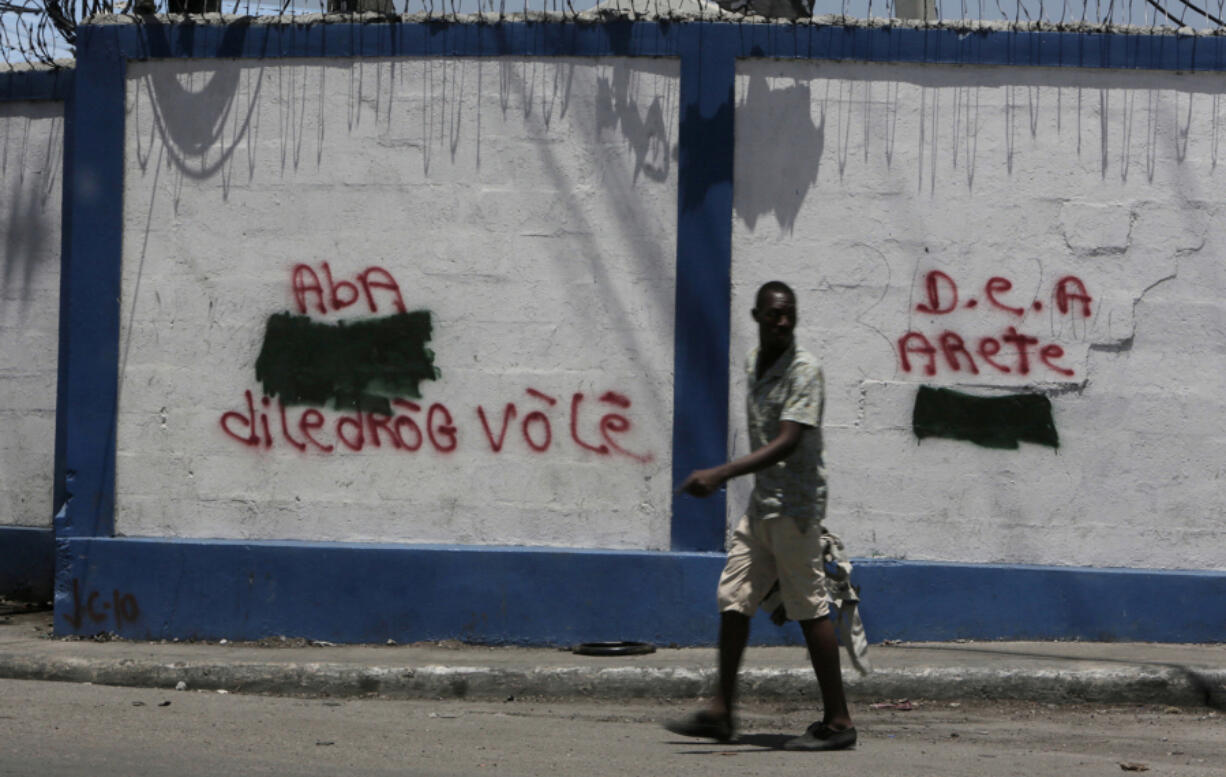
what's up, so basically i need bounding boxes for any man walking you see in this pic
[665,280,856,751]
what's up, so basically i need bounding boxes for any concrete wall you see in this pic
[48,20,1226,643]
[0,66,68,602]
[0,100,62,532]
[730,60,1226,572]
[118,57,678,548]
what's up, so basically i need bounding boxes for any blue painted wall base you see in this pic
[0,527,55,602]
[54,538,1226,644]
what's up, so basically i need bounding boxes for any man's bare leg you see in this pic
[664,610,749,741]
[798,615,852,729]
[708,610,751,721]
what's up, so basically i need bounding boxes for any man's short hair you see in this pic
[755,281,796,309]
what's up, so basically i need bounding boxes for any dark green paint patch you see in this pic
[255,311,439,415]
[912,386,1058,450]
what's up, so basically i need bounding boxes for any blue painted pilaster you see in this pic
[670,23,736,552]
[54,27,127,634]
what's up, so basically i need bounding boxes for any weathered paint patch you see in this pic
[912,386,1058,450]
[254,311,439,415]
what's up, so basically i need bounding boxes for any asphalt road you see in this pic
[2,678,1224,776]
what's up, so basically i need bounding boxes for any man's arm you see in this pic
[678,420,805,498]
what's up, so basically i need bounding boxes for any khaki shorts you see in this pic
[717,514,829,621]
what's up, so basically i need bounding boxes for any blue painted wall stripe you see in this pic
[858,559,1226,643]
[80,20,1226,72]
[59,537,1226,644]
[0,68,72,102]
[726,24,1226,71]
[106,18,684,60]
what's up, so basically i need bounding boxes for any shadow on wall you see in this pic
[1,105,61,316]
[739,64,1226,210]
[596,63,672,183]
[134,57,263,185]
[734,73,823,234]
[510,58,680,424]
[133,20,265,185]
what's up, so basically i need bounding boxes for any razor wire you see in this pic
[4,0,1226,67]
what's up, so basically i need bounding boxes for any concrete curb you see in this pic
[2,651,1224,708]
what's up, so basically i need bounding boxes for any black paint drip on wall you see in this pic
[255,311,439,415]
[912,386,1059,450]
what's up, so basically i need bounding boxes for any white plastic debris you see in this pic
[175,681,187,691]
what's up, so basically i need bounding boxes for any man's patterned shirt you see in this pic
[745,342,827,522]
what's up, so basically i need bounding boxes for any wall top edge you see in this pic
[83,12,1226,38]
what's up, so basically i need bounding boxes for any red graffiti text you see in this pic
[901,270,1093,378]
[914,270,1093,319]
[291,262,407,316]
[898,327,1075,378]
[218,387,653,462]
[220,392,458,454]
[475,388,651,462]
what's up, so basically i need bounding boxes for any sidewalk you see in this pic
[2,608,1223,708]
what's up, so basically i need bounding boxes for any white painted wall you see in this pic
[118,57,678,549]
[0,102,62,529]
[732,60,1226,571]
